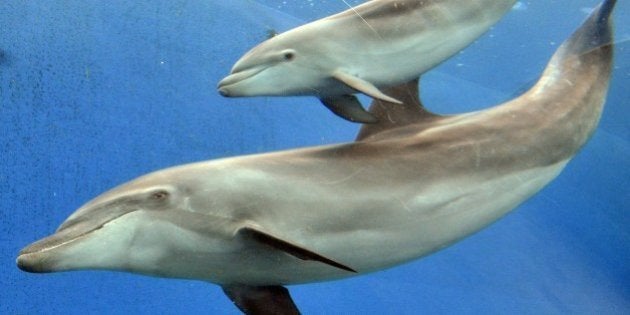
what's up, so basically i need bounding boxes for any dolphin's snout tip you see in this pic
[16,253,40,273]
[16,254,29,271]
[217,76,235,97]
[17,243,40,273]
[17,250,57,274]
[16,236,66,273]
[218,87,231,97]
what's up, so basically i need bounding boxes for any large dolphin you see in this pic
[218,0,517,123]
[18,0,615,314]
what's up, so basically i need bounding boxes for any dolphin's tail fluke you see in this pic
[550,0,615,64]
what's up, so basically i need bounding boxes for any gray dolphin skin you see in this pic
[218,0,517,123]
[17,0,615,314]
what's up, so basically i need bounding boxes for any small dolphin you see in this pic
[218,0,517,123]
[18,0,615,313]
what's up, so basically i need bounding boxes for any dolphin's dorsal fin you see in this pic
[355,78,439,141]
[238,226,356,272]
[222,284,300,315]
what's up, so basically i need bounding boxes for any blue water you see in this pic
[1,1,628,314]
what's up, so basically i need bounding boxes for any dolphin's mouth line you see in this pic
[20,229,94,256]
[19,210,139,256]
[218,66,268,90]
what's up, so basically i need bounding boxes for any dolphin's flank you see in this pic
[18,0,615,313]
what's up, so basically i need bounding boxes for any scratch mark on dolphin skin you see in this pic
[325,167,365,185]
[474,143,481,168]
[395,196,412,212]
[386,111,395,123]
[307,86,322,94]
[340,0,382,39]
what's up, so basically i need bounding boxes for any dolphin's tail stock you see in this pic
[520,0,615,156]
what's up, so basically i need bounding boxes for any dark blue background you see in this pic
[1,1,628,313]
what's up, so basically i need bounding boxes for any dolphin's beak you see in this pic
[16,227,84,273]
[217,65,267,97]
[17,205,139,273]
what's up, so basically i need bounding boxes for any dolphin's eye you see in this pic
[151,190,169,201]
[283,51,295,61]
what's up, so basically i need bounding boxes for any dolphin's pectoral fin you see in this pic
[222,284,300,315]
[239,226,357,272]
[320,95,378,123]
[332,70,402,104]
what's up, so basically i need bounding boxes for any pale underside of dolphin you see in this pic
[17,0,615,314]
[218,0,517,123]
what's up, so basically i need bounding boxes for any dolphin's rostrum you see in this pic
[218,0,517,123]
[18,0,615,314]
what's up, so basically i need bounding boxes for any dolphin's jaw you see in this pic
[217,65,326,98]
[217,66,269,97]
[17,221,107,273]
[16,227,110,273]
[16,208,238,281]
[17,245,71,273]
[16,210,147,274]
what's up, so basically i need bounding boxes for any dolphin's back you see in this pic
[325,0,516,37]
